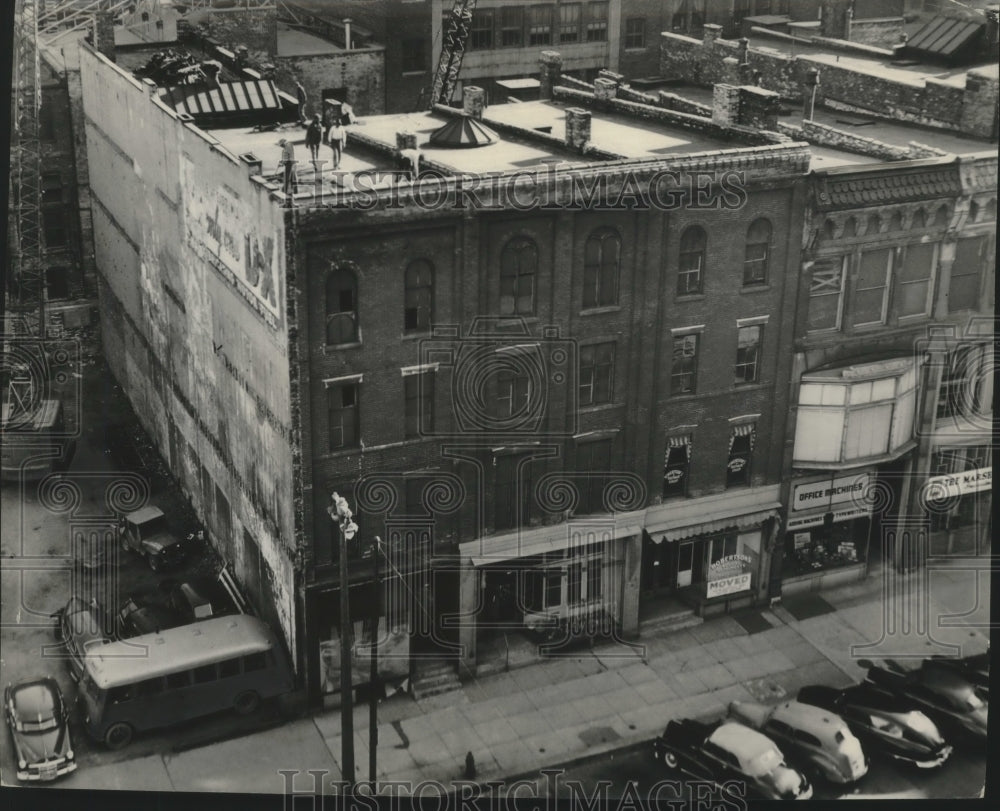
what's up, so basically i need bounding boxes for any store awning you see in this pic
[647,502,782,544]
[462,524,642,567]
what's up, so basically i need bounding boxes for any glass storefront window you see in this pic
[784,518,869,578]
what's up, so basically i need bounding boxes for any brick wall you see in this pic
[848,17,906,48]
[188,6,278,66]
[273,49,386,117]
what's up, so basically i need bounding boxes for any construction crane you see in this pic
[427,0,477,109]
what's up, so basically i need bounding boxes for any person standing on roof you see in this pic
[327,119,347,170]
[295,81,307,124]
[278,138,297,202]
[305,114,323,165]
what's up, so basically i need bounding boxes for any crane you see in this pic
[427,0,477,110]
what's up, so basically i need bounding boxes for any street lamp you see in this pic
[328,492,358,792]
[363,535,384,791]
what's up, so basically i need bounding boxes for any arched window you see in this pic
[743,218,771,286]
[500,237,537,315]
[326,267,358,345]
[583,228,620,308]
[404,259,434,332]
[678,226,706,296]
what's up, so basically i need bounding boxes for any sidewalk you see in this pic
[67,560,990,795]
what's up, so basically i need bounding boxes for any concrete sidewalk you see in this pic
[68,559,990,794]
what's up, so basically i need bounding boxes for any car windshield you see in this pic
[745,746,782,777]
[137,515,169,537]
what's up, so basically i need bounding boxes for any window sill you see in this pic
[733,381,766,391]
[577,402,623,415]
[401,71,427,77]
[580,305,621,316]
[323,341,363,352]
[320,447,363,460]
[400,331,433,341]
[740,284,771,294]
[675,293,705,303]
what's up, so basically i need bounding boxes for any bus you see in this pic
[1,399,76,481]
[77,614,294,749]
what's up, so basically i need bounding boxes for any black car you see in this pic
[167,577,238,623]
[116,596,186,638]
[797,684,951,768]
[655,718,812,800]
[923,652,989,700]
[863,662,987,744]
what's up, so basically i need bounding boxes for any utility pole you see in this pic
[328,492,358,792]
[368,535,382,790]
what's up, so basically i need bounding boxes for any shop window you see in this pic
[807,257,846,332]
[560,3,582,43]
[709,535,738,566]
[949,237,985,313]
[852,248,892,327]
[937,344,991,420]
[403,370,434,438]
[726,424,755,488]
[46,266,70,300]
[677,226,706,296]
[327,381,360,450]
[527,5,553,46]
[500,237,537,315]
[734,325,762,385]
[326,268,358,344]
[404,259,433,332]
[671,333,699,396]
[579,342,614,407]
[785,510,868,578]
[400,38,425,73]
[586,1,608,41]
[744,219,771,286]
[928,446,990,533]
[576,438,612,515]
[897,242,937,319]
[583,228,620,308]
[624,17,645,49]
[500,6,524,47]
[469,9,494,49]
[523,542,604,616]
[663,435,691,499]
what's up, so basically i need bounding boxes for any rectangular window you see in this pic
[527,5,553,46]
[496,369,530,419]
[671,334,698,396]
[404,477,425,516]
[192,664,217,684]
[808,257,846,332]
[327,382,360,450]
[577,438,612,514]
[897,242,937,318]
[710,535,738,565]
[495,454,533,530]
[41,173,63,204]
[39,105,55,141]
[500,6,524,47]
[165,671,191,691]
[734,325,762,385]
[42,208,68,248]
[559,3,582,43]
[404,372,434,438]
[949,237,985,313]
[663,436,691,499]
[46,266,70,300]
[678,249,703,295]
[937,344,990,420]
[727,425,755,488]
[470,9,494,49]
[744,242,769,286]
[579,342,614,407]
[586,1,609,41]
[243,652,267,672]
[624,17,645,49]
[853,249,892,327]
[219,658,241,678]
[400,38,425,73]
[930,445,990,532]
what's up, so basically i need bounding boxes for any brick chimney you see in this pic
[712,84,741,126]
[463,86,485,119]
[565,108,591,151]
[594,77,617,101]
[702,24,722,45]
[396,132,418,150]
[92,10,116,62]
[539,51,562,101]
[737,86,781,131]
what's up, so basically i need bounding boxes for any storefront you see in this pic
[782,472,874,595]
[642,488,780,617]
[922,446,992,556]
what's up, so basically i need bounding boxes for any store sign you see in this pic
[709,554,753,573]
[923,467,992,502]
[787,505,872,531]
[792,473,871,511]
[664,469,684,484]
[727,457,747,473]
[706,572,752,599]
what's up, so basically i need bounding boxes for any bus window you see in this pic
[109,684,139,704]
[137,677,162,696]
[192,664,217,684]
[243,652,266,672]
[165,671,191,690]
[219,658,241,679]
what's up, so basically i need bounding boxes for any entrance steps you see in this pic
[411,658,461,700]
[639,603,703,635]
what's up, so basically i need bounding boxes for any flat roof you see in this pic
[276,23,346,57]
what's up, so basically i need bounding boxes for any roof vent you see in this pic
[428,115,499,148]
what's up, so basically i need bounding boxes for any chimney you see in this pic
[240,152,263,176]
[463,86,485,119]
[235,45,249,68]
[802,67,821,121]
[539,51,562,101]
[712,83,741,126]
[594,76,617,101]
[702,24,722,45]
[737,86,781,131]
[92,11,117,62]
[343,18,352,50]
[396,132,418,150]
[565,107,591,151]
[737,38,749,63]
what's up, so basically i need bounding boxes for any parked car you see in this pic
[115,506,188,572]
[863,662,988,743]
[728,699,868,784]
[923,652,989,700]
[116,595,187,638]
[654,718,812,800]
[72,527,112,575]
[797,684,951,768]
[166,576,238,623]
[4,677,77,782]
[52,596,110,682]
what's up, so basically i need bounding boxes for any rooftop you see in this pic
[275,23,350,57]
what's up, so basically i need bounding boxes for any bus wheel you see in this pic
[234,691,261,716]
[104,722,133,750]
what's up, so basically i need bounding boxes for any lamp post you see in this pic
[368,536,383,790]
[328,492,358,792]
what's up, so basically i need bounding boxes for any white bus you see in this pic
[77,614,294,749]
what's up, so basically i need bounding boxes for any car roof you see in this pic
[708,721,777,759]
[126,505,165,524]
[773,700,848,736]
[9,678,61,717]
[842,684,913,712]
[918,665,974,694]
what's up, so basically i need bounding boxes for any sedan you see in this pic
[863,662,987,744]
[923,652,989,700]
[797,684,951,768]
[116,596,187,638]
[4,677,77,782]
[654,717,812,800]
[728,699,868,784]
